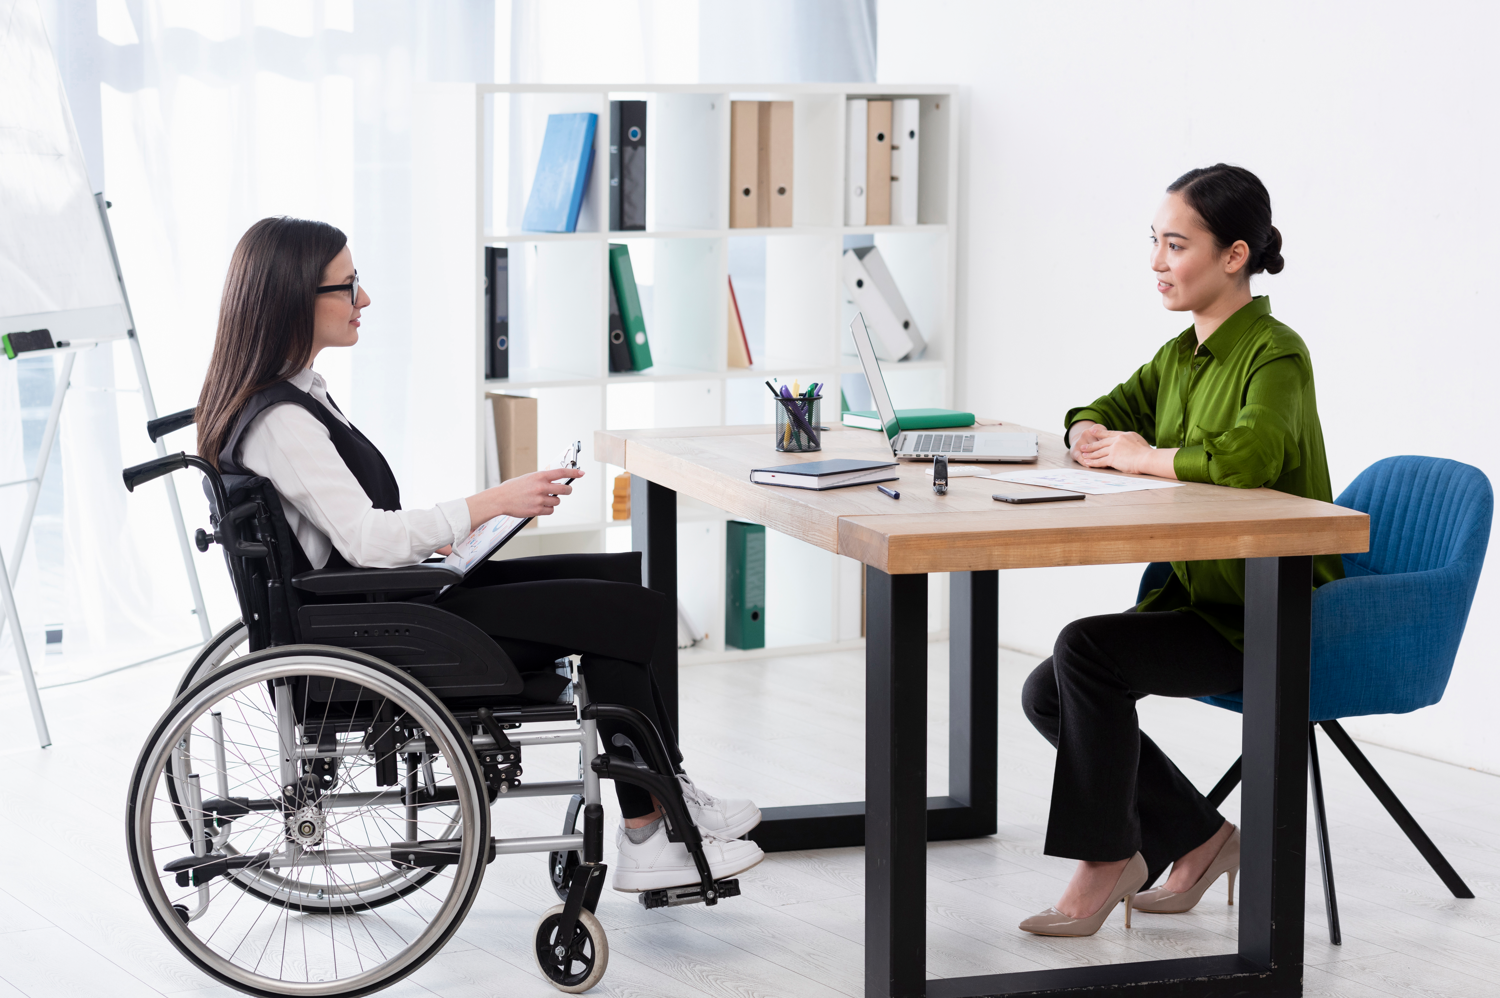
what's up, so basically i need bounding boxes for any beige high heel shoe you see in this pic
[1133,825,1240,914]
[1019,853,1148,937]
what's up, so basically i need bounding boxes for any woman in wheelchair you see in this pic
[198,215,765,889]
[120,215,764,995]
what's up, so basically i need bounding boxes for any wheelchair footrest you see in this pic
[638,878,741,910]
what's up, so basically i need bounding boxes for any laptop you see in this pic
[850,314,1038,463]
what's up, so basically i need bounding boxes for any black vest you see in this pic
[219,380,402,572]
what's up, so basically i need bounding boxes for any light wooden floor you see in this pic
[3,641,1499,998]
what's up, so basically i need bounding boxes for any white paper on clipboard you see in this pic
[442,514,529,574]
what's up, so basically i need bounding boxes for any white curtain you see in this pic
[17,0,875,674]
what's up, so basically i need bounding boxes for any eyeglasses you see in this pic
[316,270,359,306]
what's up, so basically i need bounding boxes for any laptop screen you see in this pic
[849,314,902,444]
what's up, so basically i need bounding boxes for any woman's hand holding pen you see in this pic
[465,466,586,524]
[1070,422,1178,479]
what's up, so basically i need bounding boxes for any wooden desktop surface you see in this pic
[595,422,1369,575]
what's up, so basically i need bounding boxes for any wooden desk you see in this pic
[598,421,1368,998]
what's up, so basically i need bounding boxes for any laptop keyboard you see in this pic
[910,433,975,454]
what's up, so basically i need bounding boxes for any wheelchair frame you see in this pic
[122,413,739,996]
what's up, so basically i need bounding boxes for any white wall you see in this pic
[880,0,1500,773]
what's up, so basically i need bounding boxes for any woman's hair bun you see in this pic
[1259,225,1284,275]
[1167,164,1284,277]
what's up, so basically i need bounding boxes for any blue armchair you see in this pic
[1138,455,1493,943]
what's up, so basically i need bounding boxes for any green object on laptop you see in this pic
[841,407,974,431]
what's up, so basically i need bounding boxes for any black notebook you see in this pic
[750,458,898,491]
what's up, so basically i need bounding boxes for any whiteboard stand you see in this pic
[95,194,212,646]
[0,196,212,748]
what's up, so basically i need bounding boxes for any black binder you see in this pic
[609,100,646,231]
[485,247,508,379]
[607,271,633,372]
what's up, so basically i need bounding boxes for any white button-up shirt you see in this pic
[235,368,470,569]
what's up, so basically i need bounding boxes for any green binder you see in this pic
[608,243,653,370]
[725,521,765,650]
[841,407,975,431]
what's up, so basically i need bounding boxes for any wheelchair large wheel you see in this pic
[128,646,489,997]
[162,620,251,841]
[174,619,250,700]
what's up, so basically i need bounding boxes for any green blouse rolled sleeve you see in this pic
[1172,443,1211,483]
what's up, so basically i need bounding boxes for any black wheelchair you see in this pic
[121,409,740,996]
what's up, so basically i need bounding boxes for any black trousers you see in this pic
[437,551,676,819]
[1021,609,1243,883]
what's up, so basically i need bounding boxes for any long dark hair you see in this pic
[1167,164,1284,276]
[197,217,347,469]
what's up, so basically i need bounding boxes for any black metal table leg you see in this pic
[940,570,998,839]
[750,570,998,851]
[1239,556,1312,986]
[866,566,929,998]
[631,477,678,728]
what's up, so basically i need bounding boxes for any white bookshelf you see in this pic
[411,82,960,654]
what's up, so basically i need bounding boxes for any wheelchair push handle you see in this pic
[147,406,197,442]
[123,452,190,492]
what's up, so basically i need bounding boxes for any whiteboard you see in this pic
[0,0,130,343]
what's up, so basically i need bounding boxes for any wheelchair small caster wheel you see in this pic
[534,904,607,993]
[172,904,191,925]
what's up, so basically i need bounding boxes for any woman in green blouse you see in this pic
[1018,164,1341,937]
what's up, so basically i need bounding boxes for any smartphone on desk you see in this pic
[993,491,1085,504]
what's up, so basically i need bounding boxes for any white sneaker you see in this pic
[677,774,762,840]
[612,821,764,893]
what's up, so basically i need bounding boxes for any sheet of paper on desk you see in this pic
[981,469,1186,495]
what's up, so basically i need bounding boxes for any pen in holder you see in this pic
[774,395,822,452]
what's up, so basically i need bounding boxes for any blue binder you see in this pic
[522,113,598,233]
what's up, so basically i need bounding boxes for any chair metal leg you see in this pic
[1318,719,1474,899]
[1308,724,1342,945]
[1206,756,1242,808]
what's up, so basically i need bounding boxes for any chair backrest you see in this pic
[1172,455,1492,721]
[1336,455,1492,583]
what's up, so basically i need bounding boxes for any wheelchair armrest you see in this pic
[291,564,461,595]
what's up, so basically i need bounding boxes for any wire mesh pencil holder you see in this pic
[774,396,822,452]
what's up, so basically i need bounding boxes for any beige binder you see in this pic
[865,100,892,226]
[758,100,794,227]
[486,392,537,482]
[730,101,759,228]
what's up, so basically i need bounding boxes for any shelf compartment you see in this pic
[508,240,605,380]
[650,92,727,232]
[489,90,610,236]
[765,232,841,367]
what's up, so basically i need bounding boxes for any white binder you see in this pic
[841,245,925,361]
[890,98,920,226]
[845,98,867,226]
